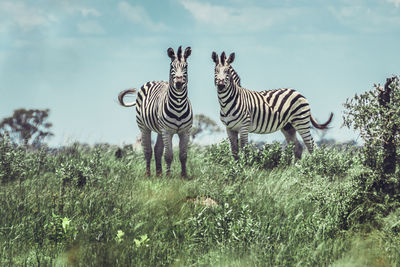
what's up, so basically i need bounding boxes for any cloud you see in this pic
[387,0,400,7]
[0,2,56,32]
[63,5,101,17]
[118,2,167,31]
[77,21,105,35]
[179,0,299,32]
[329,4,400,33]
[78,8,101,17]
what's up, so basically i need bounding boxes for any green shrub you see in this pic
[297,146,359,178]
[343,76,400,175]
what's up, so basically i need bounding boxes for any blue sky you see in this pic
[1,0,399,146]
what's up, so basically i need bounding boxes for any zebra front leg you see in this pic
[178,132,189,178]
[227,128,239,160]
[154,133,164,176]
[162,131,173,176]
[141,130,152,176]
[239,126,250,150]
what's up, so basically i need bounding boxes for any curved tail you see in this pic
[118,88,137,107]
[311,112,333,130]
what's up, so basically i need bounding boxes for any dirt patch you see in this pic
[186,196,219,207]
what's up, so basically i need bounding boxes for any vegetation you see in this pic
[1,76,400,266]
[0,108,53,147]
[190,114,222,141]
[344,76,400,174]
[344,75,400,192]
[1,137,400,266]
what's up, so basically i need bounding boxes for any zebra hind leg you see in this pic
[154,133,164,176]
[178,132,189,178]
[281,123,303,160]
[292,122,315,155]
[141,130,153,176]
[162,131,173,176]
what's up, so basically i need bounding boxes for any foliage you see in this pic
[190,114,222,140]
[0,108,53,147]
[343,76,400,174]
[1,140,400,266]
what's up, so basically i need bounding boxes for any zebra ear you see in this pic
[184,47,192,60]
[220,52,226,65]
[177,46,183,61]
[227,53,235,64]
[211,52,219,64]
[167,47,175,61]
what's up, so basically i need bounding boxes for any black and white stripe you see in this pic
[119,46,193,177]
[212,51,333,159]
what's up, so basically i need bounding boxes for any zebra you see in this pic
[118,46,193,177]
[211,51,333,159]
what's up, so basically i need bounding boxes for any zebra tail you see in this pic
[118,88,137,107]
[310,112,333,130]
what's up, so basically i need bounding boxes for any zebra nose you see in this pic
[217,84,225,90]
[176,81,183,89]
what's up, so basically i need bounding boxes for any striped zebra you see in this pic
[118,46,193,177]
[212,51,333,159]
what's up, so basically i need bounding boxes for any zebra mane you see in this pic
[229,65,241,87]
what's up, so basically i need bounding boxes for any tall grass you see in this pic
[1,138,400,266]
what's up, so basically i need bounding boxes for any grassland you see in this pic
[1,139,400,266]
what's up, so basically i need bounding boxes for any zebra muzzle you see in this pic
[176,81,184,89]
[217,84,225,90]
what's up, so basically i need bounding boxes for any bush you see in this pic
[297,146,359,178]
[343,76,400,176]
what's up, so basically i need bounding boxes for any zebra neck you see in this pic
[218,83,239,113]
[168,84,188,104]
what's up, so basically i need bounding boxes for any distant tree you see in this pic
[190,114,222,140]
[0,108,54,147]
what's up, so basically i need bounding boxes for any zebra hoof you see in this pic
[156,170,162,177]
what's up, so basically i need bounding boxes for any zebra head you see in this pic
[167,46,192,91]
[212,51,235,91]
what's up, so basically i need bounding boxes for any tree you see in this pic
[343,75,400,177]
[190,114,222,140]
[0,108,54,147]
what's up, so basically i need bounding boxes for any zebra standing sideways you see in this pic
[118,46,193,177]
[212,51,333,159]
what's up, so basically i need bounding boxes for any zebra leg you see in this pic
[281,123,303,159]
[227,128,239,160]
[239,126,250,149]
[292,122,315,154]
[162,131,174,176]
[141,130,152,176]
[154,133,164,176]
[178,132,189,178]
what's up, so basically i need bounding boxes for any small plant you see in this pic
[134,234,149,248]
[45,213,77,243]
[115,230,125,243]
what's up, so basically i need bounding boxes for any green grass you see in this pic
[1,140,400,266]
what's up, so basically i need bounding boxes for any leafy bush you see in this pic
[343,76,400,175]
[297,146,359,178]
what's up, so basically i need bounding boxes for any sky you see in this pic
[0,0,399,147]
